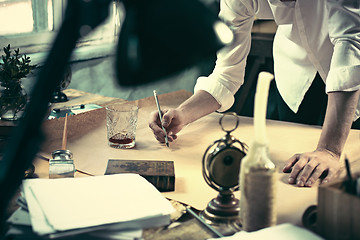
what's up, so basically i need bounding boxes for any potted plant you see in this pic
[0,44,37,120]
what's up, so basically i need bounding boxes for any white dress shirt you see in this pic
[194,0,360,120]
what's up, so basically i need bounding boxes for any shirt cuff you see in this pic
[326,65,360,93]
[194,76,235,112]
[326,65,360,121]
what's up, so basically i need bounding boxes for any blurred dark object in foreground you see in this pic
[0,0,232,236]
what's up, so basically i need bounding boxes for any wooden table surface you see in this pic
[4,89,360,239]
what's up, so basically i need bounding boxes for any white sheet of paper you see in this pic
[6,207,143,240]
[6,207,31,226]
[22,182,56,234]
[207,224,324,240]
[87,228,143,240]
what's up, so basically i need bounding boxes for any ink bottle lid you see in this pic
[49,149,75,179]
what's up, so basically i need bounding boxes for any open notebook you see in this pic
[21,173,175,238]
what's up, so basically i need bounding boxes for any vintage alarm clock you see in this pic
[201,112,247,225]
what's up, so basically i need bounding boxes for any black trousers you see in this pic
[272,73,327,126]
[231,73,360,129]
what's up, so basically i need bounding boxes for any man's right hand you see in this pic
[148,90,221,144]
[148,108,185,143]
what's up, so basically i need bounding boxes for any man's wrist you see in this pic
[315,147,341,159]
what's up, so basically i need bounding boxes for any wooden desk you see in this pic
[27,89,360,239]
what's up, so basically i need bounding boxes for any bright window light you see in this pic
[0,0,34,35]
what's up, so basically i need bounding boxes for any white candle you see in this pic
[254,72,273,144]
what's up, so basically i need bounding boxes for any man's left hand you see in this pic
[282,148,341,187]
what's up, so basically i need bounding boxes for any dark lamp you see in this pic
[117,0,233,86]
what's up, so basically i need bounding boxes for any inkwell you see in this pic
[201,112,247,226]
[49,113,75,178]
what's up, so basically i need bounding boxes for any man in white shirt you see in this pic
[149,0,360,187]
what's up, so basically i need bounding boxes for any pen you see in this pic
[53,104,85,113]
[153,90,169,147]
[186,207,224,238]
[344,156,356,194]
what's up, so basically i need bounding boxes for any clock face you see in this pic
[209,146,245,188]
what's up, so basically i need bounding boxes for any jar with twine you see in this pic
[239,72,277,232]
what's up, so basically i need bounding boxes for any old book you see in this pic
[105,159,175,192]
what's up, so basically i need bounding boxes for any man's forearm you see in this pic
[177,90,221,125]
[317,90,360,157]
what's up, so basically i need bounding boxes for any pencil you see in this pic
[153,90,169,147]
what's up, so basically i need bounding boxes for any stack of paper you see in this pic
[7,173,175,239]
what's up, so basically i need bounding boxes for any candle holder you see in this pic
[50,65,72,103]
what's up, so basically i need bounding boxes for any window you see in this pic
[0,0,121,58]
[0,0,55,35]
[0,0,63,53]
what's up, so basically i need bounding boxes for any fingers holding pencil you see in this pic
[153,90,169,147]
[149,107,185,145]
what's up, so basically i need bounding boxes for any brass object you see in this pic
[201,112,247,225]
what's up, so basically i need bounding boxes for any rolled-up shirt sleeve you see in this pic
[325,0,360,93]
[194,0,257,112]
